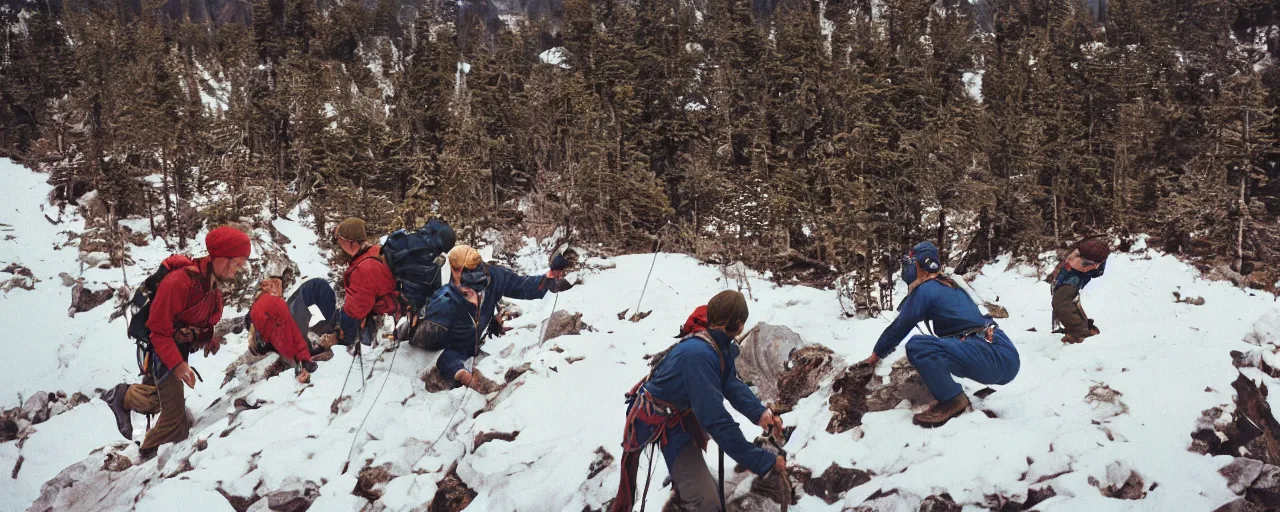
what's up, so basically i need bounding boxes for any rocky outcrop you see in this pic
[541,310,593,343]
[430,464,477,512]
[1,390,92,442]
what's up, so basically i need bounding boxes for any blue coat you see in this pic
[421,265,551,377]
[1054,260,1106,291]
[641,329,775,476]
[874,279,994,359]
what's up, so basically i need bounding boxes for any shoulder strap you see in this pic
[631,332,727,393]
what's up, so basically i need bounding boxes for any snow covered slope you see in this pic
[2,158,1278,511]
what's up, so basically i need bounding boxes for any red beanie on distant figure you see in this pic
[676,305,709,338]
[206,226,251,259]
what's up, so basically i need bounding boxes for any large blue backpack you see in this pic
[382,219,456,314]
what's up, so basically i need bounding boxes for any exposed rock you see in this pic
[541,310,593,343]
[473,430,520,453]
[1191,405,1235,455]
[2,263,33,277]
[737,323,807,404]
[1024,486,1058,509]
[331,396,351,415]
[263,478,320,512]
[803,463,871,504]
[353,463,395,500]
[1222,458,1266,495]
[1090,463,1146,500]
[1215,498,1264,512]
[774,345,837,414]
[1085,384,1129,418]
[22,392,51,425]
[3,274,36,292]
[68,282,114,316]
[430,464,477,512]
[588,447,614,479]
[28,443,150,512]
[1173,291,1206,306]
[983,302,1010,319]
[827,364,876,433]
[1220,374,1280,464]
[919,494,962,512]
[102,452,132,472]
[505,363,533,383]
[865,358,935,412]
[1,418,18,442]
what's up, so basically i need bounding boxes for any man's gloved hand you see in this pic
[550,254,571,271]
[487,316,513,339]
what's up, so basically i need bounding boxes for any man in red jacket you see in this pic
[246,277,321,383]
[333,218,398,346]
[103,226,250,459]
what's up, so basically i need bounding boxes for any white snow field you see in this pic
[2,158,1278,511]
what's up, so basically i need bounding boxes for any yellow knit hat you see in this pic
[448,245,483,270]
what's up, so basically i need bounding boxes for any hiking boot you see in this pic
[312,349,334,362]
[913,393,971,428]
[101,383,133,440]
[138,446,157,463]
[1061,334,1085,344]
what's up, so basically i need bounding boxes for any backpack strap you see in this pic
[627,331,727,398]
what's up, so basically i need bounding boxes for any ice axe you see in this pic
[763,424,793,512]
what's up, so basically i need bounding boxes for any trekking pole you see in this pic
[639,444,657,512]
[356,343,366,391]
[718,448,726,512]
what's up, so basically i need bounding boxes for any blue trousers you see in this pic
[287,278,337,338]
[904,329,1020,402]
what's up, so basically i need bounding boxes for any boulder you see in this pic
[919,494,962,512]
[263,477,320,512]
[541,310,593,343]
[22,392,51,425]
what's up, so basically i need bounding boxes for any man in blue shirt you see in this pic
[610,292,785,512]
[1051,238,1109,344]
[862,242,1020,428]
[408,245,571,389]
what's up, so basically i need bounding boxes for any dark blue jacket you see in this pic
[422,265,551,377]
[641,329,775,476]
[874,279,993,359]
[1053,260,1106,291]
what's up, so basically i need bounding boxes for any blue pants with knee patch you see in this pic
[905,328,1020,402]
[287,278,337,338]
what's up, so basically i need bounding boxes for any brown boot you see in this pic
[913,393,971,428]
[1061,334,1085,344]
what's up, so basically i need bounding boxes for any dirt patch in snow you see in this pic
[430,464,477,512]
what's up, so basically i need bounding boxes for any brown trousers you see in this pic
[123,374,189,451]
[1051,284,1092,338]
[669,443,721,512]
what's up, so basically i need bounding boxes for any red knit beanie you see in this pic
[206,226,251,259]
[676,305,709,338]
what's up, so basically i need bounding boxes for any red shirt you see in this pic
[250,294,311,363]
[147,257,223,369]
[342,245,398,320]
